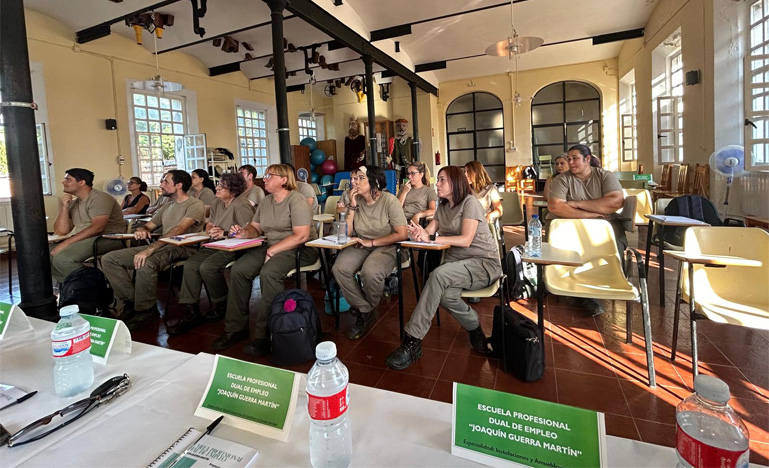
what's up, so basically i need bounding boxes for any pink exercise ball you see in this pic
[320,159,338,175]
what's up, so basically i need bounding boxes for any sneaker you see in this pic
[385,334,423,370]
[243,338,271,357]
[167,304,202,336]
[347,310,377,340]
[125,306,159,331]
[468,325,490,354]
[203,301,227,322]
[212,330,249,351]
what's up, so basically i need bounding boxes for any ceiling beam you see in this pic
[370,24,412,42]
[75,0,182,44]
[283,0,437,95]
[414,61,446,73]
[248,57,361,81]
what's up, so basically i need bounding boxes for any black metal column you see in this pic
[409,81,420,161]
[0,0,57,320]
[363,55,377,165]
[265,0,291,164]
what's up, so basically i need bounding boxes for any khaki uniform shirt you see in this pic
[548,167,623,219]
[352,192,407,240]
[402,185,438,221]
[297,181,319,213]
[187,186,216,206]
[150,197,206,235]
[69,189,125,235]
[241,185,265,207]
[209,197,255,233]
[473,184,500,216]
[253,190,316,246]
[436,195,499,262]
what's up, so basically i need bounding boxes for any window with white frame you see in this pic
[236,106,268,176]
[132,92,186,185]
[620,71,638,163]
[652,31,684,165]
[298,117,319,141]
[744,0,769,170]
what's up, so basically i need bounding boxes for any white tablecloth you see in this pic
[0,319,733,467]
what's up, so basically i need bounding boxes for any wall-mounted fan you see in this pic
[297,167,310,182]
[104,178,128,197]
[709,145,746,218]
[324,84,337,97]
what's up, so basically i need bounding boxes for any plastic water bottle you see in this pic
[307,341,352,468]
[51,305,94,398]
[527,214,542,257]
[334,213,348,245]
[676,375,750,468]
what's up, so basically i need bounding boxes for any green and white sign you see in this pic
[81,314,132,365]
[452,383,607,468]
[0,303,32,341]
[195,355,299,442]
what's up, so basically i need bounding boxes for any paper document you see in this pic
[650,215,709,225]
[0,384,30,410]
[149,428,258,468]
[203,238,265,250]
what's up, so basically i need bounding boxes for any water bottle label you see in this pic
[52,331,91,358]
[676,423,750,468]
[307,386,348,421]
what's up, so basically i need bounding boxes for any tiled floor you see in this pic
[2,223,767,464]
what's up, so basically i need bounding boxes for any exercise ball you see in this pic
[320,174,334,187]
[310,163,317,172]
[310,148,326,166]
[320,159,338,175]
[310,172,320,183]
[300,137,317,152]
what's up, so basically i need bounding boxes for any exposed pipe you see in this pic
[409,82,420,161]
[363,55,377,164]
[264,0,291,164]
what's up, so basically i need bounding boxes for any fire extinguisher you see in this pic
[435,150,441,165]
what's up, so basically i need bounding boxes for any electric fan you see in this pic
[297,168,310,182]
[709,145,746,219]
[104,178,128,197]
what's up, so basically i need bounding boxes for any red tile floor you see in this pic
[2,224,767,464]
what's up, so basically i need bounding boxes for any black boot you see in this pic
[468,325,490,354]
[167,304,202,336]
[348,309,377,340]
[125,305,159,331]
[203,300,227,322]
[243,338,271,357]
[386,334,423,370]
[212,330,249,351]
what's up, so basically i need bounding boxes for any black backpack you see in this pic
[656,195,723,246]
[269,289,321,366]
[58,267,113,316]
[506,246,536,300]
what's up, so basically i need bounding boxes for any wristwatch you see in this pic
[429,234,437,242]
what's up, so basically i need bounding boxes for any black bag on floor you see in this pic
[506,246,536,300]
[269,289,321,366]
[490,304,544,382]
[58,266,113,316]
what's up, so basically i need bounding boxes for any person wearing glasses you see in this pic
[543,154,569,201]
[213,164,318,355]
[386,166,502,370]
[168,173,255,336]
[121,177,150,215]
[332,165,408,340]
[398,162,437,225]
[464,161,503,223]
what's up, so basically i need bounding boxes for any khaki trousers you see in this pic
[225,245,318,338]
[331,245,397,315]
[50,237,123,282]
[101,244,195,311]
[404,257,502,340]
[178,248,236,305]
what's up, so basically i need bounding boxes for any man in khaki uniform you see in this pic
[50,168,125,282]
[102,170,205,331]
[238,164,265,207]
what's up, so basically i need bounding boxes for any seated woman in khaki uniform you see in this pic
[386,166,503,370]
[336,168,359,214]
[213,164,318,356]
[397,162,437,224]
[332,165,408,340]
[168,172,255,336]
[464,161,503,223]
[188,169,217,216]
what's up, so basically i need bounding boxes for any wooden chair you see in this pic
[690,163,710,198]
[652,164,687,203]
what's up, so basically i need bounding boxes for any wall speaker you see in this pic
[685,70,701,86]
[105,119,117,130]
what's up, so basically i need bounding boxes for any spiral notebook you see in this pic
[148,427,258,468]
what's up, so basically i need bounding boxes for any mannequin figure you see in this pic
[344,117,366,172]
[387,119,417,180]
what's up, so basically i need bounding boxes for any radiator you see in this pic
[733,171,769,218]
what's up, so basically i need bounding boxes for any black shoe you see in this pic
[243,338,271,357]
[468,297,481,304]
[347,310,377,340]
[386,334,423,370]
[212,330,249,351]
[468,325,490,354]
[110,300,135,321]
[583,298,605,317]
[167,304,202,336]
[203,301,226,322]
[126,306,159,331]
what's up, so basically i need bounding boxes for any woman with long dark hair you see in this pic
[386,166,502,370]
[121,177,150,214]
[188,169,216,213]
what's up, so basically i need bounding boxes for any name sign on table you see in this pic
[81,314,132,365]
[195,355,299,442]
[452,383,607,468]
[0,303,33,342]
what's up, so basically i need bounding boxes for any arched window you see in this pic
[446,92,505,183]
[531,81,601,176]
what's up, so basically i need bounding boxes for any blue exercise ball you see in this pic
[310,148,327,166]
[310,163,317,172]
[310,172,320,183]
[300,137,317,152]
[320,174,334,187]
